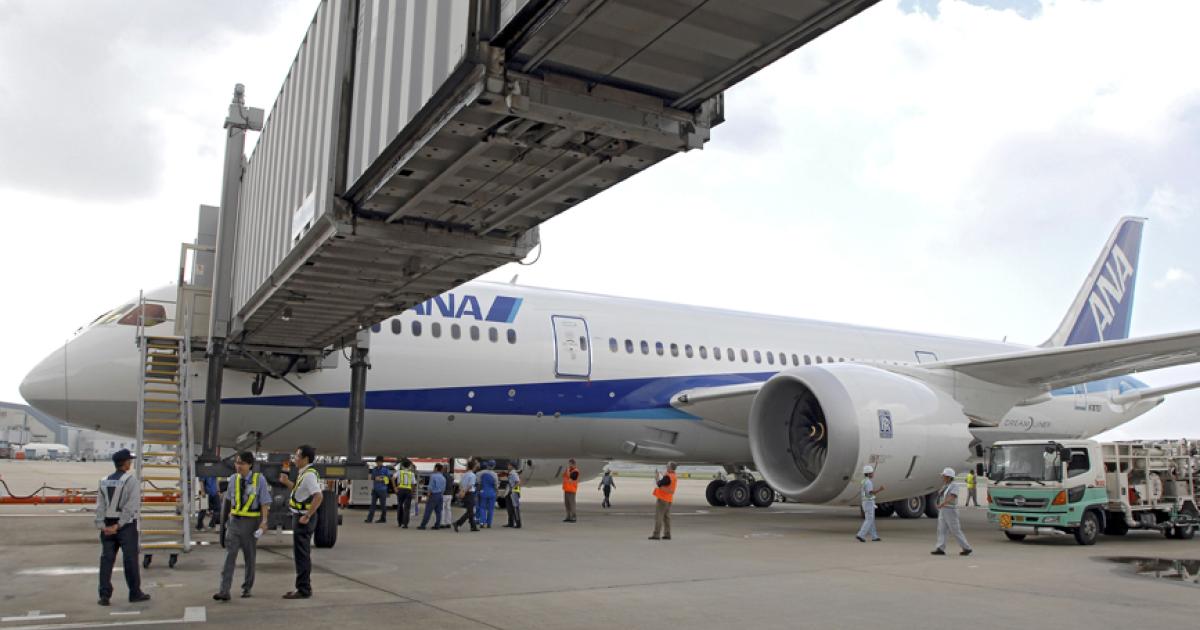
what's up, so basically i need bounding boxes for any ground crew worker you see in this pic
[477,460,498,528]
[931,467,973,556]
[599,468,615,508]
[279,444,323,598]
[214,451,271,601]
[453,459,480,532]
[504,461,522,528]
[562,458,580,522]
[649,462,678,540]
[95,449,151,606]
[418,463,446,530]
[965,470,978,507]
[856,465,884,542]
[441,465,454,527]
[365,455,391,523]
[393,459,416,528]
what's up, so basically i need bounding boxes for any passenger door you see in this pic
[551,315,591,378]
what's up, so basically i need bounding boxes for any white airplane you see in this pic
[19,217,1200,511]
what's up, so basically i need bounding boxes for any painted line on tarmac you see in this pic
[0,607,204,629]
[2,612,66,622]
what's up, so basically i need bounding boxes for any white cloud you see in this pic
[1153,267,1196,290]
[1143,186,1196,225]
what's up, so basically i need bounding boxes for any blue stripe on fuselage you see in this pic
[222,372,776,419]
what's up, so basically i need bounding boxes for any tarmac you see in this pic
[1,460,1198,629]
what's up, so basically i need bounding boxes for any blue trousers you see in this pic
[366,487,388,522]
[477,492,496,526]
[420,491,443,528]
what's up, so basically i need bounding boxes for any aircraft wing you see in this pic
[927,329,1200,390]
[1111,377,1200,405]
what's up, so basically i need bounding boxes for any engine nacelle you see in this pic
[748,364,974,505]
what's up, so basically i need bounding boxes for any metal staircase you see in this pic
[134,295,197,567]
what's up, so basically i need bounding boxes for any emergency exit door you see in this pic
[552,315,591,378]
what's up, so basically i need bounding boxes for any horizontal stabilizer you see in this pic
[1111,378,1200,405]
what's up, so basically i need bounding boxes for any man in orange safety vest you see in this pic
[649,462,678,540]
[562,459,580,522]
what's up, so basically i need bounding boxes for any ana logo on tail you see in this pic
[1087,244,1135,338]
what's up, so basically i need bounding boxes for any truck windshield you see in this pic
[989,445,1061,483]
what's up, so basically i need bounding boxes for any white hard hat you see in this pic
[942,467,956,477]
[862,465,874,474]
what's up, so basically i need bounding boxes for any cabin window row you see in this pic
[374,319,518,344]
[606,337,846,366]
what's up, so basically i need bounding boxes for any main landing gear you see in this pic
[706,469,779,509]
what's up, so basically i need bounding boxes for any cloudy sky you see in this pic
[0,0,1196,440]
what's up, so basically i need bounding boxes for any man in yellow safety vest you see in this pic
[214,451,271,601]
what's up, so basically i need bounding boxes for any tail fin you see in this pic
[1043,216,1146,347]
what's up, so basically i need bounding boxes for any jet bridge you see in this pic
[206,0,879,354]
[188,0,877,463]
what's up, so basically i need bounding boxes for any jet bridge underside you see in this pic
[221,0,879,355]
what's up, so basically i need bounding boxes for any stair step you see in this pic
[144,378,179,385]
[141,514,183,521]
[144,388,180,395]
[143,476,181,482]
[141,542,185,550]
[142,451,180,457]
[144,397,181,404]
[141,529,182,536]
[144,419,181,425]
[145,371,179,377]
[143,439,181,446]
[142,463,179,469]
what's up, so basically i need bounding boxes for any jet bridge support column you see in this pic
[200,338,226,461]
[347,329,370,463]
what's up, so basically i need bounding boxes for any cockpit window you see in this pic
[90,303,135,327]
[117,304,167,327]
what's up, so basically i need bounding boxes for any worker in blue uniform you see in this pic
[95,449,151,606]
[476,460,498,528]
[365,455,391,523]
[418,463,447,530]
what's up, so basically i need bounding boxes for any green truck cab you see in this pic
[986,439,1200,545]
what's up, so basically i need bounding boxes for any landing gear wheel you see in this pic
[1104,517,1129,536]
[314,490,339,549]
[724,479,751,507]
[705,480,728,507]
[895,496,925,519]
[142,554,152,569]
[750,481,775,508]
[923,493,940,519]
[168,554,178,568]
[1003,532,1026,542]
[1073,511,1099,545]
[874,503,896,518]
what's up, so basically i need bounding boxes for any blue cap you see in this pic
[112,449,133,465]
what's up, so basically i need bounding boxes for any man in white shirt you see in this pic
[453,459,480,532]
[278,445,323,598]
[931,468,973,556]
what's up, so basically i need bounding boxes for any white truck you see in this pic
[986,439,1200,545]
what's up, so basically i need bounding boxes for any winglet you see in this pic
[1043,217,1147,347]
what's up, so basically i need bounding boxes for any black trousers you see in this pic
[420,491,443,528]
[99,522,142,600]
[366,487,388,522]
[454,493,478,529]
[395,489,413,527]
[291,514,315,596]
[506,493,522,527]
[602,486,612,507]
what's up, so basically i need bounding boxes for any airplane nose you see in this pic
[20,346,69,420]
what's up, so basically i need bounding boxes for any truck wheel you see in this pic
[874,503,896,518]
[705,480,727,507]
[724,479,751,507]
[1103,517,1129,536]
[923,493,940,518]
[1176,525,1196,540]
[1003,532,1026,542]
[1073,511,1100,545]
[895,496,925,519]
[750,481,775,508]
[314,490,339,549]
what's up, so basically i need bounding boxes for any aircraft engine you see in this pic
[748,364,974,504]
